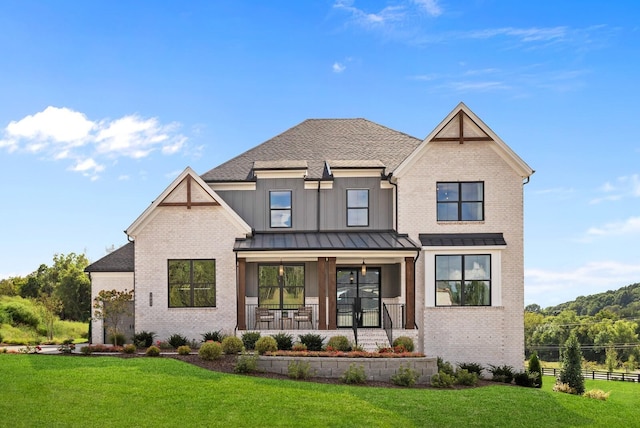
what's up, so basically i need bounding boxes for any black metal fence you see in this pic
[542,367,640,383]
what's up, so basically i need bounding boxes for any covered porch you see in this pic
[234,231,420,339]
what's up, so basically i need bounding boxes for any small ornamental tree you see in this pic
[559,333,585,394]
[528,352,542,388]
[93,289,134,346]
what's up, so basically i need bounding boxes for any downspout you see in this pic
[317,180,321,232]
[386,173,399,231]
[234,251,238,335]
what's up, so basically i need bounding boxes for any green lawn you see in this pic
[1,354,637,427]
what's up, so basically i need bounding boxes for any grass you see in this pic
[1,355,637,427]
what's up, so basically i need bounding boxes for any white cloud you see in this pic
[412,0,442,17]
[333,62,346,73]
[590,174,640,204]
[0,106,188,179]
[586,217,640,238]
[525,260,640,306]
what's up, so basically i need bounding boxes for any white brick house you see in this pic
[86,102,533,369]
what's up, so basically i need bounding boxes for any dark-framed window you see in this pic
[258,264,304,309]
[270,190,292,228]
[347,189,369,227]
[435,255,490,306]
[168,259,216,307]
[437,182,484,221]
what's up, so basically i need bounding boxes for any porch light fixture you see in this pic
[361,260,366,276]
[349,271,355,283]
[278,261,284,277]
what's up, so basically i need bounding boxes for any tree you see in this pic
[93,289,134,346]
[528,352,542,388]
[48,253,91,321]
[559,333,585,394]
[38,293,63,342]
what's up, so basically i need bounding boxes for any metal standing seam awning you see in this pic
[233,230,420,259]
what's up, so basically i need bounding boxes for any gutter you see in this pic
[386,173,399,232]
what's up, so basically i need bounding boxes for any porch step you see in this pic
[353,329,392,352]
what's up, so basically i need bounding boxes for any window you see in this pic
[437,182,484,221]
[168,260,216,307]
[258,264,304,309]
[435,255,490,306]
[270,190,292,228]
[347,189,369,227]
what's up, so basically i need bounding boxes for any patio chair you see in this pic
[293,306,313,329]
[254,307,275,329]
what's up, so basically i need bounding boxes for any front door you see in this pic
[336,267,380,328]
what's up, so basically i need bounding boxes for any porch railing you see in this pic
[246,304,318,330]
[382,303,393,346]
[384,303,405,330]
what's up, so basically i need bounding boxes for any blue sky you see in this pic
[1,1,638,308]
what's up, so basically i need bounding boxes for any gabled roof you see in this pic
[394,102,534,179]
[201,119,422,182]
[85,242,134,273]
[127,167,252,237]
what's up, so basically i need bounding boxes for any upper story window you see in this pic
[437,182,484,221]
[347,189,369,227]
[435,254,490,306]
[270,190,292,228]
[168,259,216,308]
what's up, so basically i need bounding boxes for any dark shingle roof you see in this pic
[85,242,134,272]
[419,233,507,247]
[234,231,420,252]
[201,119,422,182]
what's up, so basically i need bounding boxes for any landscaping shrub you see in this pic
[254,336,277,355]
[299,333,324,351]
[202,330,226,343]
[430,370,455,388]
[583,389,611,401]
[455,369,478,386]
[527,352,542,388]
[198,341,223,361]
[326,335,351,352]
[234,352,259,374]
[553,382,576,394]
[271,332,293,350]
[122,344,137,354]
[177,345,191,355]
[457,362,484,377]
[145,346,160,357]
[437,357,455,376]
[340,363,366,384]
[168,333,189,349]
[80,345,92,355]
[221,336,244,354]
[392,336,414,352]
[133,331,156,348]
[241,332,261,350]
[488,364,514,383]
[292,342,307,351]
[391,364,419,387]
[108,332,127,346]
[287,360,314,380]
[559,333,585,395]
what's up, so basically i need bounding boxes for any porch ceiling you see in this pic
[234,231,420,254]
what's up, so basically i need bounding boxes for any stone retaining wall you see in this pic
[257,356,437,384]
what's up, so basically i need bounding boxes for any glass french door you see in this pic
[336,267,380,328]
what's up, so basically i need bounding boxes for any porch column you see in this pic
[327,257,337,330]
[237,258,246,330]
[404,256,415,330]
[317,257,327,330]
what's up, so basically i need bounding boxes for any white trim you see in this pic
[380,181,394,189]
[236,250,417,261]
[423,247,503,307]
[254,169,307,179]
[331,168,383,178]
[209,182,256,191]
[304,181,333,190]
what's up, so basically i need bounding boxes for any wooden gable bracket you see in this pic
[430,110,493,144]
[158,175,220,209]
